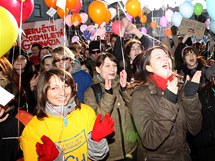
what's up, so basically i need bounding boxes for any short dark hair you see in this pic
[124,39,144,58]
[181,46,199,58]
[110,33,118,42]
[95,52,117,67]
[31,43,42,50]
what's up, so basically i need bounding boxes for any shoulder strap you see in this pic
[91,83,103,103]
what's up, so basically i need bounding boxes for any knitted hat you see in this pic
[206,64,215,80]
[89,41,100,53]
[181,46,197,58]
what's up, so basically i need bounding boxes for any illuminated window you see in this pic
[34,4,41,17]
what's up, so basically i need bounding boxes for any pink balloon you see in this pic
[140,27,147,34]
[111,20,122,34]
[0,0,34,26]
[87,25,96,36]
[90,34,97,40]
[165,9,173,22]
[80,12,88,24]
[100,22,106,28]
[126,13,133,21]
[80,24,87,33]
[98,27,106,37]
[109,7,116,19]
[71,36,80,43]
[159,16,168,27]
[70,0,82,13]
[205,18,210,30]
[65,15,72,27]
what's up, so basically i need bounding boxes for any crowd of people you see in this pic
[0,16,215,161]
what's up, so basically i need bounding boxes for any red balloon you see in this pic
[0,0,34,26]
[111,20,122,34]
[66,0,78,10]
[70,0,82,13]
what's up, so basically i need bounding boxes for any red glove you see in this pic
[36,135,59,161]
[92,113,114,142]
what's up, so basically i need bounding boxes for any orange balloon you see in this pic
[88,1,107,25]
[44,0,57,9]
[165,28,172,37]
[150,21,157,28]
[138,10,144,17]
[140,15,147,24]
[66,0,78,10]
[105,9,111,23]
[126,0,141,18]
[57,8,69,19]
[71,13,82,27]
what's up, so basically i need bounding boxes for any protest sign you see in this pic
[179,18,205,39]
[21,19,67,52]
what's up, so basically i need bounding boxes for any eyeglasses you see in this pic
[53,57,70,63]
[91,50,100,54]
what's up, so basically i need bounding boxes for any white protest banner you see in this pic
[21,19,67,52]
[179,18,205,39]
[0,86,15,106]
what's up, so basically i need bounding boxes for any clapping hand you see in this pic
[167,77,179,95]
[186,70,201,84]
[120,69,127,88]
[184,71,202,96]
[91,113,114,142]
[36,135,59,161]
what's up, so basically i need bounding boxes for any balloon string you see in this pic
[117,1,127,17]
[17,0,24,141]
[59,10,68,142]
[151,11,155,46]
[117,1,126,70]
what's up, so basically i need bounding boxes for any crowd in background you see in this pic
[0,17,215,161]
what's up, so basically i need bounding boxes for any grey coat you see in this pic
[131,80,202,161]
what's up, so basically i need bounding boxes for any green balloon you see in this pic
[194,3,203,16]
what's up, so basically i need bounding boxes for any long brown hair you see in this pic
[0,56,24,109]
[35,68,80,119]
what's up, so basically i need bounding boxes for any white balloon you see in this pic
[179,1,194,19]
[80,13,88,24]
[165,9,174,22]
[71,36,80,43]
[65,15,72,27]
[80,24,88,33]
[171,12,183,27]
[109,8,116,19]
